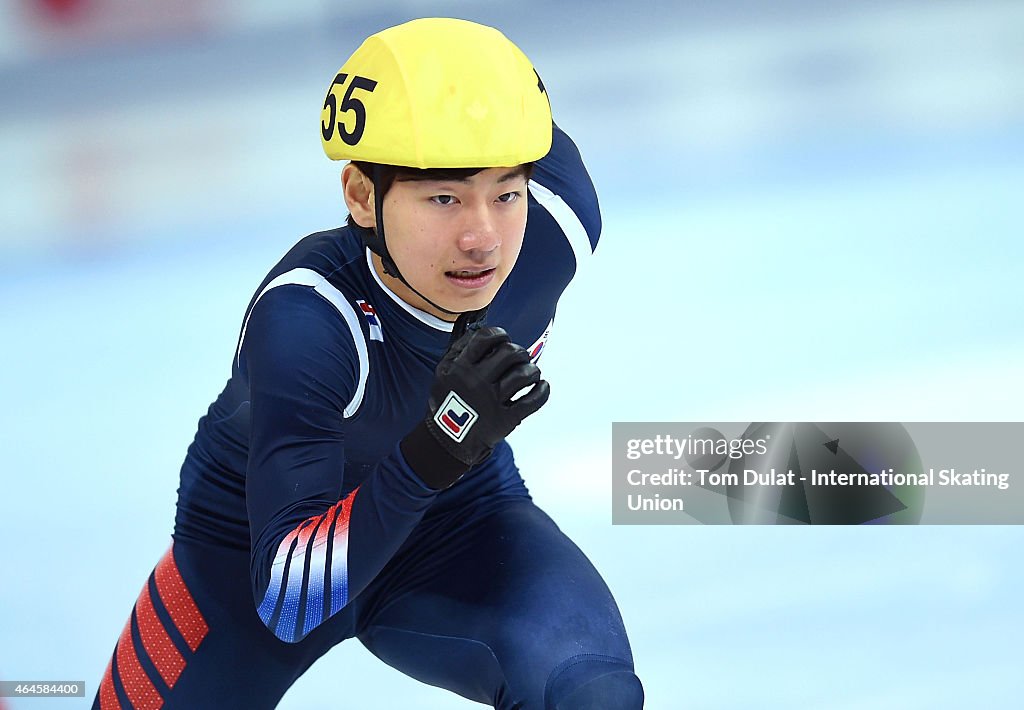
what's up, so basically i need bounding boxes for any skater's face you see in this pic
[343,164,529,321]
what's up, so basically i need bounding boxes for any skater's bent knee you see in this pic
[545,655,644,710]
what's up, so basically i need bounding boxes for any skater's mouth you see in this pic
[445,267,496,289]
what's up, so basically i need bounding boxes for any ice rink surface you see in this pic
[2,1,1023,707]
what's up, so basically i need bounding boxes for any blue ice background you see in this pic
[1,1,1022,708]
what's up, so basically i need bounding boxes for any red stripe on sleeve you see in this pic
[136,581,187,687]
[153,546,209,652]
[293,516,319,560]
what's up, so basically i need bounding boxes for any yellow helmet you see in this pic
[320,18,552,168]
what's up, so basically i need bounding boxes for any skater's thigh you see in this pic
[94,539,356,709]
[358,499,637,709]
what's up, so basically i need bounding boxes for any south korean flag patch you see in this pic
[434,391,478,443]
[526,318,553,364]
[356,299,383,342]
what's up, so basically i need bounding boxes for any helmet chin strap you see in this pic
[361,165,488,335]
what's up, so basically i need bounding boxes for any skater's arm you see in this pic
[240,284,438,643]
[528,123,603,260]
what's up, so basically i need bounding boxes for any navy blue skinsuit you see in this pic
[93,125,643,709]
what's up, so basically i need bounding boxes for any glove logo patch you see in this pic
[434,391,478,442]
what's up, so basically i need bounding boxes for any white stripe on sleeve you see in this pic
[528,179,593,271]
[236,267,369,418]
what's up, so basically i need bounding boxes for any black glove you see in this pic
[400,325,550,490]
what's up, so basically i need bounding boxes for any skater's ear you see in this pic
[342,162,376,229]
